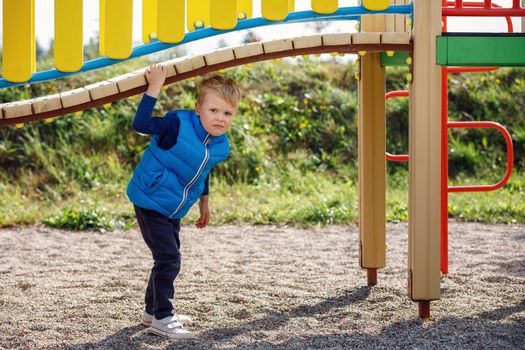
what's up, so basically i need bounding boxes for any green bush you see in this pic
[44,206,134,231]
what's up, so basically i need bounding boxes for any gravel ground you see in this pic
[0,222,523,349]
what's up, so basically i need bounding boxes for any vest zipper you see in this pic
[169,134,211,218]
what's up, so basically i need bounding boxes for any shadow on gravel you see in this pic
[199,285,373,342]
[43,294,525,350]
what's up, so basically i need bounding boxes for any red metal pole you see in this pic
[447,67,497,73]
[443,8,525,16]
[441,13,450,275]
[448,122,514,193]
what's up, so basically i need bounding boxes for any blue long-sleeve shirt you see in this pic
[132,94,210,196]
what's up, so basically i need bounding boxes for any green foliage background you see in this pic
[0,54,524,230]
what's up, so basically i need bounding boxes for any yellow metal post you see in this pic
[210,0,237,30]
[2,0,34,82]
[187,0,209,31]
[312,0,338,14]
[158,0,185,43]
[142,0,157,43]
[289,0,295,12]
[100,0,133,59]
[408,0,442,316]
[55,0,83,72]
[262,0,289,21]
[358,12,387,285]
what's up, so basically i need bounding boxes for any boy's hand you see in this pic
[145,64,167,98]
[196,196,210,229]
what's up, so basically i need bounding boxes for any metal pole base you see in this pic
[418,301,430,319]
[367,268,377,286]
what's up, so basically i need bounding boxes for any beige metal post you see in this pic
[358,14,386,285]
[408,0,442,318]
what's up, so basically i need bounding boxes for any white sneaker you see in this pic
[148,315,194,339]
[142,311,193,326]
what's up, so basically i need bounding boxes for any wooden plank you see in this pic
[31,94,62,114]
[322,33,352,46]
[352,32,381,44]
[408,0,442,303]
[60,88,91,108]
[381,32,411,44]
[173,55,206,74]
[262,39,293,53]
[160,60,177,78]
[292,35,322,49]
[2,101,33,119]
[85,81,119,100]
[204,48,236,66]
[394,0,405,32]
[385,0,395,32]
[109,73,148,92]
[358,12,386,272]
[233,42,264,58]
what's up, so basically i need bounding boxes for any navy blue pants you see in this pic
[134,205,181,320]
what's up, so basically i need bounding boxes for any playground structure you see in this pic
[0,0,523,319]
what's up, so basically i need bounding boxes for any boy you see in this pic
[126,64,240,339]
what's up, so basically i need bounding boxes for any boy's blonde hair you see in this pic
[197,74,241,109]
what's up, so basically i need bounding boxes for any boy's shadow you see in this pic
[43,324,165,350]
[43,286,371,349]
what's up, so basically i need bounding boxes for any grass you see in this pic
[1,166,524,231]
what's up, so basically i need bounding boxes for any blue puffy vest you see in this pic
[127,110,230,219]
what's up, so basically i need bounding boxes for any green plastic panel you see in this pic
[437,34,525,67]
[380,51,409,67]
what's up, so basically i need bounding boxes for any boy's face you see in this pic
[195,90,237,136]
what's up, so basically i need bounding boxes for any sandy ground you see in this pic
[0,222,523,350]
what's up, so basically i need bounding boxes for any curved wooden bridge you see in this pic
[0,32,411,126]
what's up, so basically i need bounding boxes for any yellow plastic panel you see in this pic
[99,0,105,56]
[31,1,35,73]
[142,0,157,43]
[2,0,34,82]
[55,0,83,72]
[103,0,133,59]
[312,0,338,14]
[158,0,185,43]
[362,0,390,11]
[187,0,209,31]
[262,0,288,21]
[210,0,237,30]
[238,0,252,20]
[289,0,295,12]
